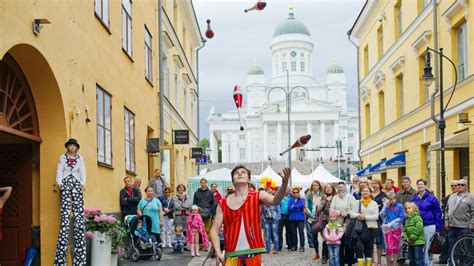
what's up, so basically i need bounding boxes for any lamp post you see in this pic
[421,47,458,201]
[267,70,310,187]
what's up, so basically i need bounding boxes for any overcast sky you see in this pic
[194,0,365,138]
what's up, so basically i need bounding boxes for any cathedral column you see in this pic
[221,132,228,163]
[291,122,296,161]
[231,133,238,163]
[277,122,282,159]
[306,122,313,160]
[246,129,252,162]
[210,130,218,163]
[263,122,268,160]
[320,121,326,159]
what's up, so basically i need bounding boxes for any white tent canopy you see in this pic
[189,168,232,181]
[309,164,344,183]
[258,166,282,183]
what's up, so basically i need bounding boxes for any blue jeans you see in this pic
[264,219,279,251]
[327,244,340,266]
[306,220,314,246]
[448,227,470,266]
[408,245,424,266]
[172,242,184,252]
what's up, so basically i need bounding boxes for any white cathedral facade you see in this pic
[207,6,359,164]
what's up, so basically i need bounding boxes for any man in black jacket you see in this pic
[193,178,215,238]
[120,176,142,219]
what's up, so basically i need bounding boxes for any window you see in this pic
[145,27,153,82]
[377,25,384,59]
[421,144,430,179]
[95,0,109,28]
[239,134,245,140]
[239,148,246,161]
[419,54,429,104]
[396,74,404,118]
[282,62,287,72]
[174,69,179,109]
[97,86,112,165]
[456,22,467,81]
[348,132,354,138]
[394,0,402,39]
[291,61,297,72]
[122,0,132,56]
[364,103,371,137]
[300,61,305,72]
[378,91,385,129]
[124,108,135,172]
[363,45,369,75]
[163,55,169,97]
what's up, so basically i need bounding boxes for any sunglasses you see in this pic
[457,184,466,187]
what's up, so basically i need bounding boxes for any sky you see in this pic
[193,0,365,138]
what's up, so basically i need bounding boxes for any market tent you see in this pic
[258,165,282,183]
[309,164,344,183]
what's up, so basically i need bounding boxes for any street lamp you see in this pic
[267,70,309,186]
[421,47,458,201]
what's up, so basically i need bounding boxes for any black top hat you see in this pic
[64,138,80,149]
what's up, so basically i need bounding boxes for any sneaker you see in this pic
[309,244,314,248]
[322,256,328,264]
[191,252,195,257]
[299,247,305,252]
[272,250,278,254]
[312,254,320,260]
[196,252,201,257]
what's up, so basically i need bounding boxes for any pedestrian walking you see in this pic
[262,188,281,254]
[411,179,442,266]
[380,191,404,266]
[54,139,87,265]
[159,186,175,248]
[403,202,425,266]
[323,209,344,266]
[186,205,209,257]
[306,180,322,259]
[331,181,356,266]
[209,165,290,265]
[172,184,192,236]
[349,186,379,266]
[372,179,387,265]
[445,178,474,266]
[288,186,306,252]
[120,176,142,219]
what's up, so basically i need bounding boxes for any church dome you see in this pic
[327,60,344,74]
[248,61,264,75]
[273,5,311,37]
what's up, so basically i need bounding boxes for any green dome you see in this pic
[273,6,311,37]
[327,63,344,74]
[248,64,264,75]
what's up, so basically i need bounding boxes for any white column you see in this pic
[277,122,282,159]
[246,129,252,162]
[291,122,296,161]
[320,121,326,159]
[210,130,218,163]
[306,122,313,160]
[221,132,228,163]
[334,122,340,159]
[263,122,268,160]
[231,133,238,163]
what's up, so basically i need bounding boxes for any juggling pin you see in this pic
[233,85,244,131]
[280,135,311,156]
[205,19,214,39]
[244,0,267,13]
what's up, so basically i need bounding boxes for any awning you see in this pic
[429,130,469,151]
[380,153,406,170]
[356,165,371,176]
[368,160,386,175]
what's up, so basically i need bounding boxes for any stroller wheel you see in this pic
[131,249,140,262]
[155,247,162,261]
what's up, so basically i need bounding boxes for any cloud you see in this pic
[194,0,365,137]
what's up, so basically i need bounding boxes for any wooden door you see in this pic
[0,144,32,265]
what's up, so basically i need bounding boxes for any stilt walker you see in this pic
[54,139,86,265]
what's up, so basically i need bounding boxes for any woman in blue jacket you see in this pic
[288,187,305,252]
[411,179,442,266]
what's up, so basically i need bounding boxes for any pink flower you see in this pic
[106,216,116,224]
[93,216,101,223]
[85,231,94,239]
[115,247,124,257]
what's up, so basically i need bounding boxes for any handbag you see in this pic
[429,234,446,254]
[350,201,368,240]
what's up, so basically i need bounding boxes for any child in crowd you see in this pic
[323,210,344,266]
[403,202,425,266]
[186,205,210,257]
[171,225,186,253]
[380,191,405,266]
[134,220,156,248]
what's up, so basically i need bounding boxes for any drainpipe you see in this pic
[347,34,362,167]
[157,0,165,165]
[429,0,440,198]
[196,38,206,175]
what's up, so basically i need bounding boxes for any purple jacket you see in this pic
[411,191,442,232]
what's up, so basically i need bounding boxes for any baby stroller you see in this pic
[124,215,163,262]
[397,238,409,265]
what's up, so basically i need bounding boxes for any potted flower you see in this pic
[85,209,125,265]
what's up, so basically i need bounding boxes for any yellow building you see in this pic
[349,0,473,197]
[0,0,201,264]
